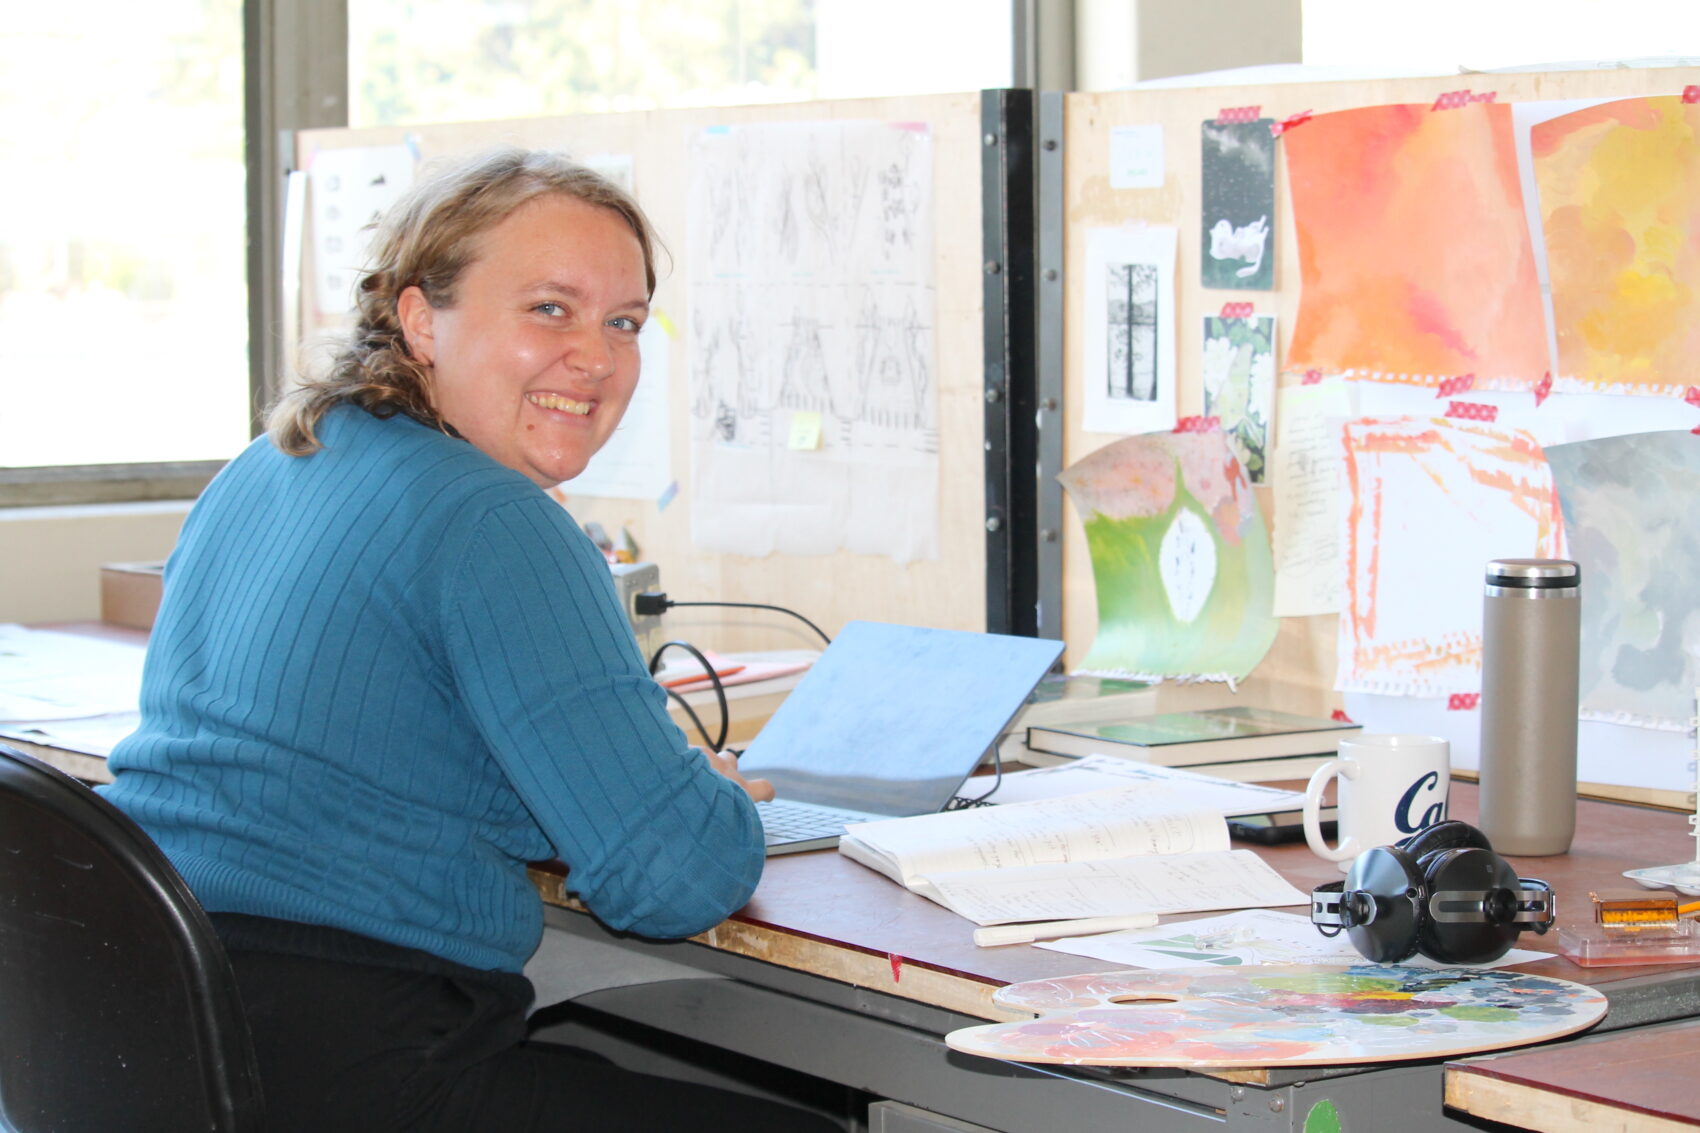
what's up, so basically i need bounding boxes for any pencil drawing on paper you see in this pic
[1106,262,1159,402]
[689,120,939,560]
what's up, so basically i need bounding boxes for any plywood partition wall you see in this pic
[1059,66,1699,717]
[293,93,989,652]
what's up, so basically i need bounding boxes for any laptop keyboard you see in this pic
[755,799,875,845]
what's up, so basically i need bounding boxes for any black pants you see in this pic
[213,915,841,1132]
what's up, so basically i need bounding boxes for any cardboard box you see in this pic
[100,561,165,631]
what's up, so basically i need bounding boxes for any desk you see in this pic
[1446,1016,1700,1131]
[529,785,1700,1132]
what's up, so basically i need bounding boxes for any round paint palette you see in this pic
[946,964,1606,1068]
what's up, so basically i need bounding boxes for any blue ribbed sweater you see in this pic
[100,405,763,972]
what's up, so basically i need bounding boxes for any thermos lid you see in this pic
[1484,558,1579,589]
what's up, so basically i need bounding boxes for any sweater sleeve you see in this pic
[439,497,764,939]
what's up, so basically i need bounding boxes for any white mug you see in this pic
[1303,734,1450,872]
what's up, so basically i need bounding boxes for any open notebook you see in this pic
[737,621,1063,854]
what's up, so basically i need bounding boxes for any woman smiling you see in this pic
[101,149,832,1132]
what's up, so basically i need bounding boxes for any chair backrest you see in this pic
[0,745,264,1132]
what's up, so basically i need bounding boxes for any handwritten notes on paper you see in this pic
[919,852,1308,927]
[838,784,1305,926]
[1272,381,1351,617]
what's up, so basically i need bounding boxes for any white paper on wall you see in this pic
[687,121,939,562]
[1082,226,1178,436]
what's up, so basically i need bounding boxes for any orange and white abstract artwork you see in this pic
[1337,417,1565,695]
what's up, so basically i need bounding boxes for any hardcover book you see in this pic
[1025,706,1358,768]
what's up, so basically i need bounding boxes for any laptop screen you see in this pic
[736,621,1063,817]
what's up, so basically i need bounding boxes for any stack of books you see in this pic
[1022,705,1359,783]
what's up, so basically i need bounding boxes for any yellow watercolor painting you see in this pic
[1533,96,1700,395]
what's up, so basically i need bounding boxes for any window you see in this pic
[0,2,248,472]
[349,0,1012,127]
[1303,0,1700,70]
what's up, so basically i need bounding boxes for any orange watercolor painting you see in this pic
[1338,417,1563,696]
[1284,103,1548,391]
[1532,96,1700,395]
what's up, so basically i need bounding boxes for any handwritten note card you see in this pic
[1272,381,1352,616]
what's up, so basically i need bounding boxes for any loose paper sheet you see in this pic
[558,319,671,501]
[1547,430,1700,731]
[1082,227,1178,435]
[1271,379,1352,617]
[0,625,146,721]
[307,143,417,319]
[1532,96,1700,396]
[1283,103,1547,391]
[844,784,1228,890]
[919,851,1308,926]
[1199,119,1276,291]
[1201,314,1276,483]
[1040,908,1544,970]
[688,120,938,562]
[1060,432,1278,683]
[994,755,1306,814]
[1109,124,1165,189]
[0,712,139,758]
[1336,417,1565,696]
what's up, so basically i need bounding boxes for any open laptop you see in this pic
[738,620,1063,854]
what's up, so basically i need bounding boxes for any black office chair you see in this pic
[0,744,264,1132]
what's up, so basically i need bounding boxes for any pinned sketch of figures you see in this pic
[1083,227,1177,434]
[1200,119,1276,291]
[688,121,937,562]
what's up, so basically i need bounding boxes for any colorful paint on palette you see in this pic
[1283,103,1547,391]
[946,965,1606,1068]
[1533,96,1700,396]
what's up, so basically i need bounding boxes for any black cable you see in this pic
[648,639,730,752]
[945,738,1007,809]
[634,593,831,647]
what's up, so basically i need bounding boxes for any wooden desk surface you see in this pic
[537,782,1700,1031]
[1447,1016,1700,1130]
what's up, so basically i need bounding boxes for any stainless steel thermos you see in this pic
[1477,558,1581,856]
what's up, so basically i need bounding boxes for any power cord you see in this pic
[647,639,730,752]
[634,593,832,647]
[943,740,1006,809]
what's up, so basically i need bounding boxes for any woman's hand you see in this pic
[701,747,774,803]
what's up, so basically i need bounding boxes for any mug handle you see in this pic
[1304,758,1358,862]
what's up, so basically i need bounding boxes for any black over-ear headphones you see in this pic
[1310,820,1556,964]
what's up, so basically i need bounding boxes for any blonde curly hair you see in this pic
[268,147,658,455]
